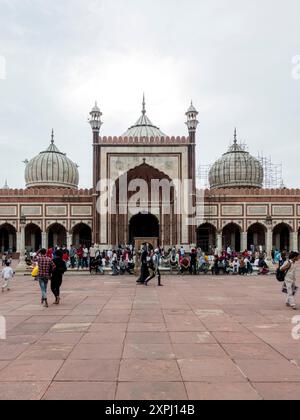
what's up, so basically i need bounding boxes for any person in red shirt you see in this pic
[76,246,84,270]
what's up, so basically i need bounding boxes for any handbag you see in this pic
[31,266,39,278]
[276,263,291,282]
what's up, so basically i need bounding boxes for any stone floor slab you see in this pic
[55,359,120,381]
[0,360,64,382]
[119,360,182,382]
[116,382,188,400]
[43,382,116,400]
[178,358,247,383]
[185,382,261,400]
[0,382,50,400]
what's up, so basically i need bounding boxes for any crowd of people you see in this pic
[1,242,299,311]
[23,244,277,277]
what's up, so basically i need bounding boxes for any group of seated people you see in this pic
[23,243,277,276]
[163,247,270,276]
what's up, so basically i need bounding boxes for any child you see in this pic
[1,262,14,292]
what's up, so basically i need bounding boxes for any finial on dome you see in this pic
[234,128,237,144]
[142,93,146,115]
[51,129,54,144]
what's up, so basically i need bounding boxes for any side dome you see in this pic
[25,131,79,189]
[209,130,264,190]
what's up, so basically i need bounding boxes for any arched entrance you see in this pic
[129,213,159,245]
[197,223,216,253]
[72,223,92,247]
[222,223,241,252]
[111,161,177,247]
[0,224,17,253]
[273,223,291,252]
[25,224,42,252]
[48,223,67,248]
[247,223,266,251]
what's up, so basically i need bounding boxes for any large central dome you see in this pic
[25,131,79,189]
[122,95,167,138]
[209,130,264,190]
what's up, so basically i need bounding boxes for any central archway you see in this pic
[129,213,159,245]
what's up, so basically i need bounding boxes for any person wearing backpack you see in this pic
[280,252,300,310]
[51,249,67,305]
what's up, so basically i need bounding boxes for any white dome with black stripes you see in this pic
[25,130,79,189]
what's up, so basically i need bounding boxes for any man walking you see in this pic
[145,249,163,287]
[36,249,53,308]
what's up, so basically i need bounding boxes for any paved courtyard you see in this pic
[1,274,300,400]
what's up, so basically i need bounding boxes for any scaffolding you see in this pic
[257,154,285,189]
[197,154,285,189]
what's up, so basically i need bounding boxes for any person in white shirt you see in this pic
[89,245,96,270]
[233,258,240,274]
[83,247,89,269]
[281,252,300,310]
[2,262,14,292]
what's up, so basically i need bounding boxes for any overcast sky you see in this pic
[0,0,299,188]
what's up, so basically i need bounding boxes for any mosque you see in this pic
[0,98,299,258]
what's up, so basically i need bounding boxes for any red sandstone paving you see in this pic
[127,323,167,332]
[55,359,120,382]
[116,382,188,400]
[0,360,64,382]
[125,332,171,344]
[172,343,229,359]
[222,343,285,360]
[69,343,124,360]
[0,382,50,400]
[42,382,116,400]
[119,360,182,382]
[185,382,261,400]
[1,274,300,399]
[178,358,247,383]
[236,359,300,382]
[252,383,300,400]
[123,343,175,360]
[0,344,30,360]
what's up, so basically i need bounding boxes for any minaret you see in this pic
[185,101,199,142]
[89,101,103,245]
[185,101,199,246]
[89,102,103,143]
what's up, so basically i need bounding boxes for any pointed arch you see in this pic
[222,222,242,252]
[273,222,292,252]
[25,223,42,252]
[47,223,67,248]
[0,223,17,253]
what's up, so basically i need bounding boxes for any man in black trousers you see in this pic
[145,249,163,287]
[136,245,149,284]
